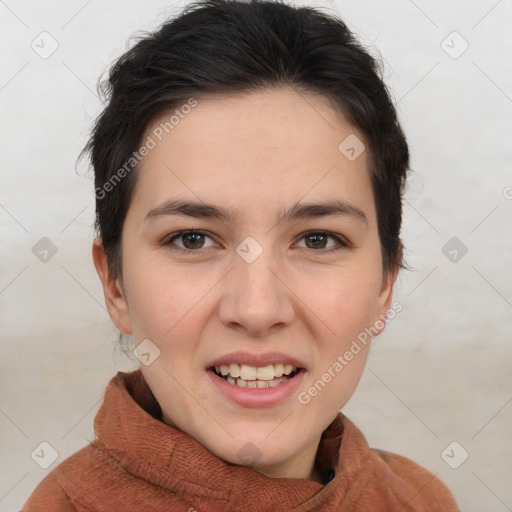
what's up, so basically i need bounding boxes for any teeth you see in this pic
[213,362,299,386]
[256,365,275,381]
[273,363,284,378]
[229,363,240,378]
[220,363,297,381]
[240,364,257,380]
[283,364,294,375]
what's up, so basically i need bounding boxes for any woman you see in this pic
[23,1,459,510]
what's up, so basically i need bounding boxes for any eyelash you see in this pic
[163,230,351,254]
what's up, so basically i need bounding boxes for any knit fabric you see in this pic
[22,370,460,512]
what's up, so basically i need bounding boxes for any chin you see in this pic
[202,428,305,472]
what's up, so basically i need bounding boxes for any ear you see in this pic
[372,262,400,336]
[92,238,132,334]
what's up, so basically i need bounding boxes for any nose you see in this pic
[218,246,295,338]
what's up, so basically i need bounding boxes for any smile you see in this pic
[212,363,300,388]
[206,352,306,406]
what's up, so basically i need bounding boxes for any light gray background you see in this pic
[1,1,511,510]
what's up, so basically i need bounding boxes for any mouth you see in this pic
[209,363,302,388]
[206,352,307,406]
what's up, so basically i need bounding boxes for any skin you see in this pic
[93,87,397,482]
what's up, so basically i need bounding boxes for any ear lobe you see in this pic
[92,238,132,334]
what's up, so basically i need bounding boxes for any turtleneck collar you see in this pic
[93,369,369,510]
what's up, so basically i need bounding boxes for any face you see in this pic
[93,87,396,481]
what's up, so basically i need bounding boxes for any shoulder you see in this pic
[21,469,75,512]
[366,447,460,512]
[21,442,113,512]
[335,415,460,511]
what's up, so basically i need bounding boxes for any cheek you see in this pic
[297,273,378,412]
[122,253,223,353]
[296,263,381,341]
[122,256,193,339]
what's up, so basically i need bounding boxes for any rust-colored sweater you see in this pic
[22,370,459,511]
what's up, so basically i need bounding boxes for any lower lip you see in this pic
[207,369,306,408]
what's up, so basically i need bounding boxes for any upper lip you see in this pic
[207,351,307,370]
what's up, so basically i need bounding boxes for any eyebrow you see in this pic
[279,200,367,226]
[144,199,367,226]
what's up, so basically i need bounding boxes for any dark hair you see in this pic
[83,0,409,280]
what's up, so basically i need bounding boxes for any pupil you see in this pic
[184,233,203,249]
[306,234,326,249]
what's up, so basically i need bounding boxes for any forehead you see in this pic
[131,87,374,220]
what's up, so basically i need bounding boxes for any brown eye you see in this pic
[296,231,350,252]
[165,231,216,251]
[181,232,205,249]
[305,233,329,249]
